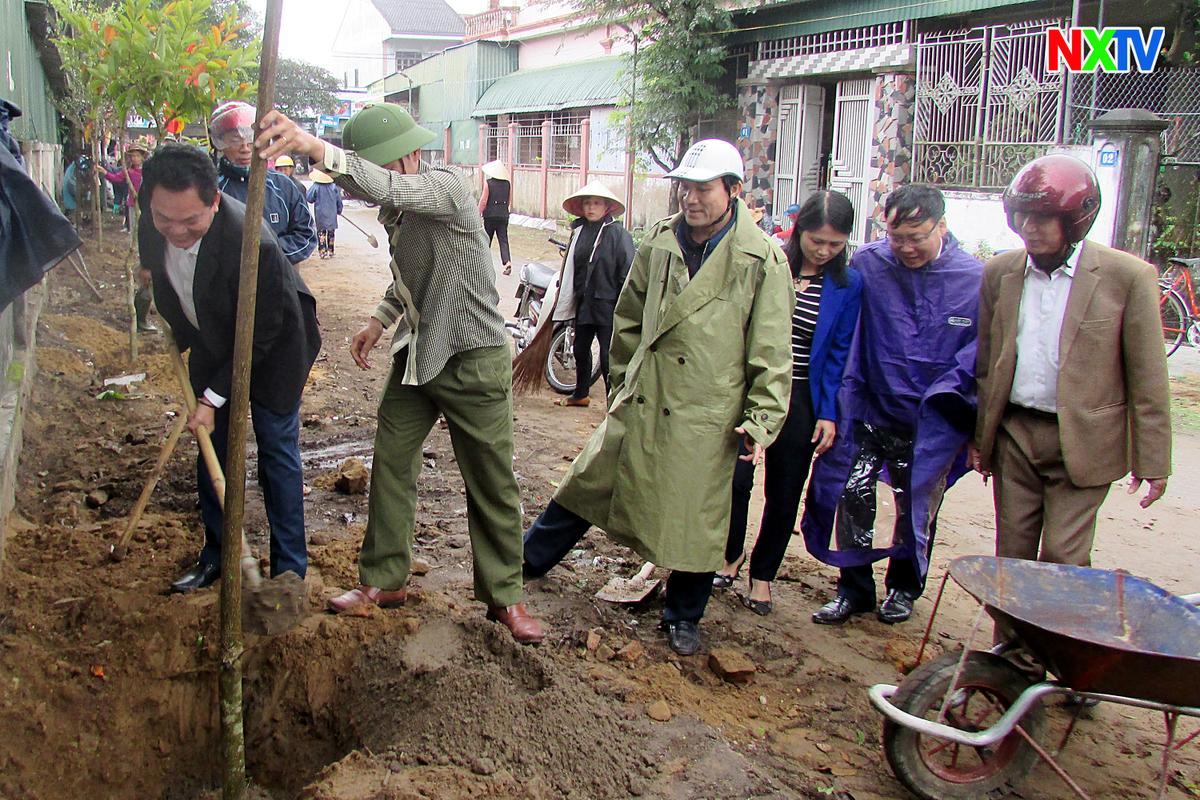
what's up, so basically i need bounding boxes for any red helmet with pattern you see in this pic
[208,100,256,151]
[1003,154,1101,244]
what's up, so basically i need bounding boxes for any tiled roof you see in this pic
[370,0,466,37]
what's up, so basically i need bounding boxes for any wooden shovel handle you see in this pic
[166,335,227,507]
[112,412,187,554]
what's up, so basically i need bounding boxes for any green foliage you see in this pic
[576,0,731,173]
[49,0,260,136]
[275,58,340,119]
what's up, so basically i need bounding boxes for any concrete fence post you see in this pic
[1088,109,1169,259]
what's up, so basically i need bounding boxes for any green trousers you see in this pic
[359,345,524,607]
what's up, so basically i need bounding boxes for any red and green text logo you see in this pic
[1046,27,1165,73]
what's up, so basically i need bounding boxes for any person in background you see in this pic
[715,191,862,615]
[774,203,802,244]
[99,143,146,234]
[274,154,306,195]
[209,100,316,265]
[479,160,512,275]
[513,181,635,405]
[101,143,158,332]
[802,184,982,626]
[521,139,794,655]
[306,168,343,259]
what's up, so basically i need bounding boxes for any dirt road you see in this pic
[1,206,1198,800]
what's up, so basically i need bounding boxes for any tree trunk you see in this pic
[123,121,138,363]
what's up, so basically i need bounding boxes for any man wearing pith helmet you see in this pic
[972,154,1171,568]
[521,138,794,656]
[257,103,545,644]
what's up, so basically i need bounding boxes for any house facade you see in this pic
[330,0,465,90]
[728,0,1180,251]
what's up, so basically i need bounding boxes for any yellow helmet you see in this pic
[274,155,295,168]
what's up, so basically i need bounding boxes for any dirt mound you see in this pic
[341,619,649,798]
[36,345,93,380]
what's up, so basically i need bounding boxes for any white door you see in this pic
[773,85,826,226]
[829,78,878,247]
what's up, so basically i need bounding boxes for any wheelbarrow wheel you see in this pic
[884,651,1044,800]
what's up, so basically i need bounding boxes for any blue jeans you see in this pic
[197,400,306,578]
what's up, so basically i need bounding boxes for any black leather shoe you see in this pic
[661,620,701,656]
[169,561,220,594]
[878,589,917,624]
[812,595,873,625]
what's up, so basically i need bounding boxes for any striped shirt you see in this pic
[791,272,823,382]
[319,145,506,386]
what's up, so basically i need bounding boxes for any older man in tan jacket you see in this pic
[972,155,1171,567]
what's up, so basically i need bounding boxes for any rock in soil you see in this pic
[333,457,370,494]
[708,648,757,684]
[647,699,672,722]
[85,489,109,508]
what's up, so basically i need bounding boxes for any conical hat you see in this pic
[562,180,624,218]
[310,169,334,184]
[481,160,510,181]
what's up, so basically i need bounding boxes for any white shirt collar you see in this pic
[1024,241,1082,278]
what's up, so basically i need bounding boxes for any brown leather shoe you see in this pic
[327,585,409,613]
[487,603,545,644]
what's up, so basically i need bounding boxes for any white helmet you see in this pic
[665,138,744,183]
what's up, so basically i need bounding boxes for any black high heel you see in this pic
[740,579,773,616]
[712,556,744,589]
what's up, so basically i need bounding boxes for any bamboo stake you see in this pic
[219,0,284,796]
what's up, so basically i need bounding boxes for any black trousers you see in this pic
[725,381,817,581]
[834,423,939,606]
[571,322,611,399]
[483,217,511,266]
[523,499,714,622]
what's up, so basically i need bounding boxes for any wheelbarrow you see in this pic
[868,555,1200,800]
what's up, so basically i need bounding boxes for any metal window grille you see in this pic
[551,114,584,167]
[1068,69,1200,165]
[483,123,508,162]
[395,51,423,71]
[912,20,1065,190]
[515,124,543,165]
[757,22,910,61]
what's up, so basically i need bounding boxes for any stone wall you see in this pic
[865,72,916,241]
[735,84,780,220]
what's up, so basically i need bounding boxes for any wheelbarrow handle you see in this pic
[868,682,1064,747]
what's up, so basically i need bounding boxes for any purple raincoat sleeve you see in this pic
[801,236,982,574]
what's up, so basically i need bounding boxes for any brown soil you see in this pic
[2,210,1198,800]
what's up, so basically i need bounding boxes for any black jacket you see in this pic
[138,195,321,413]
[569,215,635,327]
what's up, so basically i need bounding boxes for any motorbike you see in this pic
[505,236,603,395]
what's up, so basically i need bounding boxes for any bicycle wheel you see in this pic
[1160,290,1187,357]
[883,651,1045,800]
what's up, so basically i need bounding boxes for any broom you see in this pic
[511,309,559,394]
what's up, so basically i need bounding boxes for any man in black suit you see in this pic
[138,143,321,593]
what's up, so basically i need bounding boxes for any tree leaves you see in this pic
[49,0,260,137]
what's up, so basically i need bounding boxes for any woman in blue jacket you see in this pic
[714,190,863,614]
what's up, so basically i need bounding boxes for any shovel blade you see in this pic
[595,575,661,604]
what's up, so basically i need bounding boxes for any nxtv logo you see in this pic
[1046,27,1165,73]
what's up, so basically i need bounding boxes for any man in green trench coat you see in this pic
[522,139,795,655]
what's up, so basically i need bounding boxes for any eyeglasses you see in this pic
[887,226,939,248]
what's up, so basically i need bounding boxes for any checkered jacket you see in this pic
[322,145,506,385]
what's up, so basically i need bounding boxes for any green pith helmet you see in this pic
[342,103,436,166]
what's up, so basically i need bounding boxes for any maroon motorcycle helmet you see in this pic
[1003,154,1101,243]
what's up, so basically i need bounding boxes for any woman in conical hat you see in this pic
[306,169,343,259]
[478,160,513,274]
[512,181,635,404]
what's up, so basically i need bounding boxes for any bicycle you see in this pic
[1159,256,1200,357]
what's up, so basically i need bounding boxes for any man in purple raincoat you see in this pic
[802,184,982,625]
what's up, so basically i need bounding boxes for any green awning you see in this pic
[472,56,628,117]
[729,0,1044,44]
